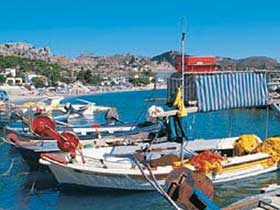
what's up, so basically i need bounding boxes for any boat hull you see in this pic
[43,160,165,191]
[40,154,280,191]
[16,146,49,170]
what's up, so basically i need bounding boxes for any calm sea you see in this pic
[1,89,280,210]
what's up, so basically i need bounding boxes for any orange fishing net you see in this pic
[189,151,223,173]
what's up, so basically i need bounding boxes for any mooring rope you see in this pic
[133,157,181,210]
[30,177,37,194]
[265,102,270,139]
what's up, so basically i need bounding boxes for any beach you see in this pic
[9,84,167,104]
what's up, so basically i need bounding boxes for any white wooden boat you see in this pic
[5,122,138,138]
[4,119,160,154]
[39,145,176,190]
[18,96,112,120]
[39,135,280,190]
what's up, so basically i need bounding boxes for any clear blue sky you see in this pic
[1,0,279,60]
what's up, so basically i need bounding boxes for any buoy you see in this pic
[6,132,19,144]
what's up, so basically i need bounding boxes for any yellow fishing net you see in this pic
[22,101,36,108]
[253,137,280,164]
[234,134,260,156]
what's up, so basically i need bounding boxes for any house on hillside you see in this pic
[111,76,128,85]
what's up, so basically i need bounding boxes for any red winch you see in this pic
[31,116,84,162]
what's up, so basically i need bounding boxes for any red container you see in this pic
[176,56,216,73]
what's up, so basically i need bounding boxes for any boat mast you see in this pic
[180,22,186,166]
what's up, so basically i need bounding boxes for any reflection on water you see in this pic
[56,190,169,210]
[1,90,280,209]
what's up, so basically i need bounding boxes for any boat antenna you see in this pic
[180,18,186,166]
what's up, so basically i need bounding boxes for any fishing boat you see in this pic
[17,96,111,122]
[38,128,280,190]
[5,118,158,140]
[2,114,162,169]
[6,100,161,141]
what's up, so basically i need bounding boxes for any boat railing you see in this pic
[258,199,279,210]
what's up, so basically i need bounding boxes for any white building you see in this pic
[5,68,16,77]
[25,73,39,84]
[111,76,127,85]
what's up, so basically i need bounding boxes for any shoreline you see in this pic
[10,84,167,104]
[66,84,167,98]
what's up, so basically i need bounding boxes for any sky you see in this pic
[0,0,279,59]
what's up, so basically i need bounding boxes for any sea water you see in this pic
[1,89,280,209]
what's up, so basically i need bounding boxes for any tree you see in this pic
[129,77,150,86]
[89,74,102,85]
[0,75,6,84]
[31,77,46,88]
[144,70,154,77]
[0,55,63,85]
[76,70,102,85]
[77,70,92,84]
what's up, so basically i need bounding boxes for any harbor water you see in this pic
[1,89,280,209]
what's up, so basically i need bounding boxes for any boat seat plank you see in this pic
[222,153,271,167]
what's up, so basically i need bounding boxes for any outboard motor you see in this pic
[105,107,119,125]
[146,105,164,123]
[64,102,75,114]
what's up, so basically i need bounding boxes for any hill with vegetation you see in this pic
[0,55,64,85]
[0,43,279,86]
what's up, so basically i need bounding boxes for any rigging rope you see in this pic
[121,91,159,143]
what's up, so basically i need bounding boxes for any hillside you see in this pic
[151,51,179,66]
[0,42,279,86]
[152,51,280,71]
[217,56,279,71]
[0,43,174,78]
[0,55,64,84]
